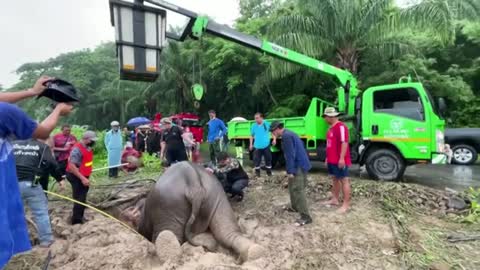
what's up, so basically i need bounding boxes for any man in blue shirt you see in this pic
[207,110,227,165]
[270,121,312,226]
[249,113,276,177]
[0,76,73,268]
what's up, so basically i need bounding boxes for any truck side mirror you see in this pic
[437,97,447,115]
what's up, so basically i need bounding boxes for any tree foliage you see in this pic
[7,0,480,129]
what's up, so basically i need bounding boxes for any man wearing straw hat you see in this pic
[66,131,98,225]
[321,107,352,214]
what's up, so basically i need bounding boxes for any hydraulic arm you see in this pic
[140,0,359,115]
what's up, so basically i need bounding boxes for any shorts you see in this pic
[327,163,349,179]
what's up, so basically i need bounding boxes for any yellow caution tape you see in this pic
[44,190,144,238]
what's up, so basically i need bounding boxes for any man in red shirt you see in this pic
[53,124,77,175]
[322,107,352,214]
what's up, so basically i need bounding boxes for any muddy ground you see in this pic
[5,171,480,270]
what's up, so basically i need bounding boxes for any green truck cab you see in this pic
[228,77,447,180]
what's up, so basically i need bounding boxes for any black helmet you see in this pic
[37,79,80,102]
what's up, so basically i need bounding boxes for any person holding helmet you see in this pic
[105,121,123,178]
[66,131,98,225]
[0,76,74,268]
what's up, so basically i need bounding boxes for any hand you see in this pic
[205,168,214,174]
[272,139,277,146]
[249,145,253,151]
[81,177,90,187]
[58,180,66,190]
[30,76,54,95]
[55,103,74,116]
[287,174,295,179]
[338,158,345,169]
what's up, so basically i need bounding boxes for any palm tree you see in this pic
[269,0,480,75]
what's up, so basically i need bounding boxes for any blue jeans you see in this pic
[18,181,53,246]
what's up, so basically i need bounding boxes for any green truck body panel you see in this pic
[229,81,446,164]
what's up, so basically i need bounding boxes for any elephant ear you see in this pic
[184,186,207,247]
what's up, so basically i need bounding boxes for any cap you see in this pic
[83,130,98,141]
[37,79,80,102]
[161,118,172,124]
[322,107,341,117]
[111,121,120,126]
[269,121,284,132]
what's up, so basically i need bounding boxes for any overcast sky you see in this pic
[0,0,239,88]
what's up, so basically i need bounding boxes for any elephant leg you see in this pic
[155,230,182,264]
[208,202,265,263]
[191,232,218,252]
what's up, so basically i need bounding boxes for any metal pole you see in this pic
[92,163,130,172]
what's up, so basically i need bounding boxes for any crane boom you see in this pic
[140,0,359,114]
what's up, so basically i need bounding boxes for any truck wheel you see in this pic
[365,149,406,181]
[451,144,478,165]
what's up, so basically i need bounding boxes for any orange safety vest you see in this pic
[67,142,93,177]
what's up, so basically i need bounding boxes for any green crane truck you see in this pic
[109,0,447,181]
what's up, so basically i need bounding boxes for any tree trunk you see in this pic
[336,47,360,74]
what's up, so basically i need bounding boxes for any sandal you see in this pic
[294,215,312,226]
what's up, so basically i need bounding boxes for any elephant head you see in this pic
[120,198,146,229]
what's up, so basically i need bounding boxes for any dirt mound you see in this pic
[5,172,479,270]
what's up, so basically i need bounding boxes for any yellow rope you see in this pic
[44,190,144,238]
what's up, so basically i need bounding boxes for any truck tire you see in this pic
[451,144,478,165]
[365,148,406,181]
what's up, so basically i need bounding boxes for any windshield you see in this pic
[424,88,444,119]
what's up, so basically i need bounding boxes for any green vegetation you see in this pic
[4,0,478,129]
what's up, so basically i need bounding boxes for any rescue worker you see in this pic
[207,110,227,165]
[206,152,249,201]
[13,138,65,247]
[270,121,312,226]
[53,124,77,175]
[249,113,276,177]
[66,131,97,225]
[0,75,73,268]
[121,142,142,173]
[160,118,195,166]
[105,121,123,178]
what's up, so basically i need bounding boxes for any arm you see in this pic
[68,162,89,185]
[32,103,73,140]
[215,159,240,174]
[338,124,349,168]
[249,126,254,150]
[181,133,195,145]
[0,90,37,103]
[43,147,63,182]
[0,76,52,103]
[282,135,296,175]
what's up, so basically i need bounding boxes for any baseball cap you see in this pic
[269,121,284,132]
[161,118,172,124]
[322,107,341,117]
[83,130,99,141]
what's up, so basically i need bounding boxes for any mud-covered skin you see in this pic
[134,162,264,262]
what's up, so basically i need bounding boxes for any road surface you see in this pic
[310,162,480,191]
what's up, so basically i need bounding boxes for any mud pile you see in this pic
[5,172,479,270]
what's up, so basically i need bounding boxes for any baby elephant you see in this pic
[121,161,264,263]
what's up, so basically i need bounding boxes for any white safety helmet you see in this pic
[111,121,120,127]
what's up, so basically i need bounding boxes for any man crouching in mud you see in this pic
[206,152,249,201]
